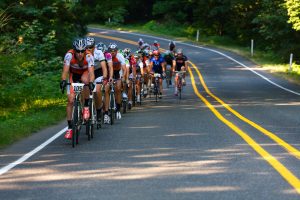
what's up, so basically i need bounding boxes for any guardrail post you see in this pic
[196,30,199,42]
[251,39,254,57]
[289,53,293,72]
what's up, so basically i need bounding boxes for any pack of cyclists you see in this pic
[60,37,188,140]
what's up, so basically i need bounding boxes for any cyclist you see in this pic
[123,48,136,109]
[96,42,114,124]
[149,50,166,99]
[135,50,150,102]
[169,41,176,55]
[173,48,188,96]
[60,38,95,139]
[163,50,175,86]
[138,38,144,49]
[108,43,127,119]
[86,37,108,123]
[152,40,160,50]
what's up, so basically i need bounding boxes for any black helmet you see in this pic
[169,41,176,51]
[73,38,87,51]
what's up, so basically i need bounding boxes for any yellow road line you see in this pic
[92,32,300,193]
[188,67,300,194]
[189,61,300,160]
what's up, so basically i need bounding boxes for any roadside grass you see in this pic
[90,22,300,84]
[0,53,65,149]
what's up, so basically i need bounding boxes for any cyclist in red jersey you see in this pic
[60,38,95,139]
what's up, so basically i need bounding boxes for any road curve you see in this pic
[0,28,300,200]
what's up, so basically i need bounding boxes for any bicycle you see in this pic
[165,64,172,88]
[175,71,186,99]
[67,82,89,147]
[151,73,161,102]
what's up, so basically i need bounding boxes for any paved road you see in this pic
[0,28,300,199]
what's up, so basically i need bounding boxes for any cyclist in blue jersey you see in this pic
[149,50,166,99]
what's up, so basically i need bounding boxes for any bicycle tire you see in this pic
[132,82,136,107]
[122,100,127,114]
[110,93,115,125]
[72,101,78,148]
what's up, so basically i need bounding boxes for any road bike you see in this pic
[165,64,172,88]
[67,82,89,147]
[175,71,186,100]
[151,73,161,102]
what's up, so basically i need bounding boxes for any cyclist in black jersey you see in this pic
[173,48,188,95]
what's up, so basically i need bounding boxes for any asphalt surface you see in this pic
[0,28,300,199]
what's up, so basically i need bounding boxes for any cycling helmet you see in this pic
[169,41,176,51]
[153,50,159,56]
[123,48,131,58]
[96,42,107,52]
[108,43,118,52]
[118,49,124,56]
[73,38,87,51]
[176,48,183,55]
[153,40,160,48]
[143,49,150,57]
[138,38,144,46]
[86,37,95,48]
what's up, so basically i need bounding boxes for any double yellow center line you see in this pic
[90,31,300,194]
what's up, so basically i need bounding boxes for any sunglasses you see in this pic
[76,50,85,53]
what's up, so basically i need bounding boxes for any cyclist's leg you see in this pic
[159,75,163,98]
[128,78,133,107]
[94,76,103,121]
[174,73,179,95]
[81,71,91,120]
[104,82,110,124]
[181,66,186,85]
[65,73,77,139]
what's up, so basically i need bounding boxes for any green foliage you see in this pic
[286,0,300,31]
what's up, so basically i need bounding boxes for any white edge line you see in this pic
[0,127,68,176]
[90,27,300,96]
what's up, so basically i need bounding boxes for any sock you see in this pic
[84,99,89,107]
[67,120,72,129]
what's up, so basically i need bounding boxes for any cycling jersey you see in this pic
[150,55,165,74]
[163,54,174,65]
[112,52,125,79]
[64,49,94,75]
[174,55,188,71]
[93,48,106,78]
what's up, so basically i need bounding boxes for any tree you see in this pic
[286,0,300,31]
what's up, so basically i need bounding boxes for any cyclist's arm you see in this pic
[108,61,113,80]
[87,54,95,82]
[172,60,176,73]
[62,52,71,80]
[100,60,108,79]
[62,65,69,80]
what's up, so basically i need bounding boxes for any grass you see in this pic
[0,53,66,149]
[90,22,300,84]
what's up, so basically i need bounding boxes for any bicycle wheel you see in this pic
[178,79,182,100]
[122,99,127,114]
[132,82,136,107]
[166,71,170,88]
[109,93,115,125]
[72,101,78,148]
